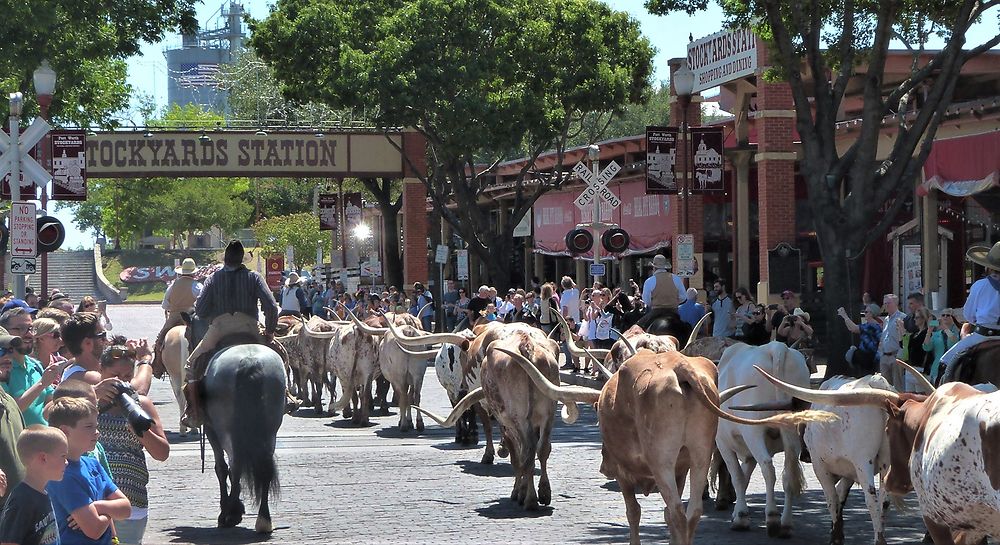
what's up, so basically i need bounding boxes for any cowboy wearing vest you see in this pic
[636,254,686,330]
[940,241,1000,382]
[278,272,309,318]
[151,258,202,375]
[181,241,280,427]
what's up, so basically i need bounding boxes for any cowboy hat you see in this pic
[285,272,301,287]
[175,258,197,276]
[792,307,810,322]
[967,240,1000,271]
[651,254,671,270]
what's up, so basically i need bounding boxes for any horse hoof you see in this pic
[255,516,273,534]
[480,452,495,465]
[538,480,551,506]
[524,496,540,511]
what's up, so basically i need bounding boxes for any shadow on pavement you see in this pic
[455,459,513,478]
[429,440,482,452]
[165,431,201,444]
[576,521,662,544]
[289,407,331,419]
[164,525,280,544]
[475,499,553,520]
[324,419,377,429]
[374,427,449,440]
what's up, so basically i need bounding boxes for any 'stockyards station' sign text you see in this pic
[687,28,758,93]
[86,131,406,178]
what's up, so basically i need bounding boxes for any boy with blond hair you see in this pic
[44,398,130,545]
[0,426,67,545]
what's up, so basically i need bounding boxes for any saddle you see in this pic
[951,338,1000,383]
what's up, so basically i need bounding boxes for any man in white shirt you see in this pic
[559,277,581,323]
[636,254,685,329]
[878,293,908,387]
[940,241,1000,380]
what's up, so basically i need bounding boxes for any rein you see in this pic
[200,425,206,473]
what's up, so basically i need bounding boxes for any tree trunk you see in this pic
[476,236,516,293]
[381,203,404,291]
[817,238,864,378]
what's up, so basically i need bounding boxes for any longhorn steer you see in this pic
[716,341,811,537]
[760,369,1000,545]
[507,346,834,545]
[803,375,896,545]
[432,330,481,445]
[416,325,561,509]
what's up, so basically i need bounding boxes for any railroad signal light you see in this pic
[601,228,630,254]
[565,229,593,255]
[36,216,65,254]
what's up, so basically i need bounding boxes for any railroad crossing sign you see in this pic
[0,117,52,189]
[574,160,622,210]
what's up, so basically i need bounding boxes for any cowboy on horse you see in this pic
[181,241,280,428]
[151,257,202,376]
[635,254,687,330]
[939,240,1000,383]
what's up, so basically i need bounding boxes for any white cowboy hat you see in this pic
[792,307,810,322]
[175,258,197,276]
[967,241,1000,271]
[285,272,301,287]
[651,254,671,270]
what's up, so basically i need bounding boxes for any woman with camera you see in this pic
[97,343,170,545]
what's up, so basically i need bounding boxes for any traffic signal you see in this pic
[565,229,593,255]
[36,216,65,254]
[601,228,630,254]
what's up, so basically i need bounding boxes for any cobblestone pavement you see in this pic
[109,304,928,544]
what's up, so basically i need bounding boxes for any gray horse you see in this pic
[184,315,285,533]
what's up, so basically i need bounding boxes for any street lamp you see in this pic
[33,60,56,299]
[673,61,695,234]
[353,223,374,292]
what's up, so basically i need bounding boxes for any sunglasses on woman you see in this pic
[33,330,60,339]
[106,345,136,359]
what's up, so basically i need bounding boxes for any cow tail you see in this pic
[786,447,805,498]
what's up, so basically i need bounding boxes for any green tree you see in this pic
[646,0,1000,375]
[0,1,196,127]
[250,0,654,290]
[253,213,327,271]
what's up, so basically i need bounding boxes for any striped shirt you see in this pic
[194,265,279,333]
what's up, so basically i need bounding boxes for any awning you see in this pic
[532,179,674,257]
[921,131,1000,197]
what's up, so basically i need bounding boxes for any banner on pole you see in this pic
[689,127,725,193]
[318,193,338,231]
[50,131,87,201]
[645,126,679,195]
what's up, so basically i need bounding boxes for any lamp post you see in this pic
[672,61,696,235]
[34,60,56,300]
[353,223,373,292]
[588,144,601,282]
[8,92,25,298]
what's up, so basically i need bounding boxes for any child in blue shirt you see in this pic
[0,425,67,545]
[45,398,131,545]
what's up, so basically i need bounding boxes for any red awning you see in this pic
[533,179,674,257]
[921,131,1000,197]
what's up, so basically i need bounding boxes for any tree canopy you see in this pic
[251,0,655,288]
[252,212,326,270]
[0,0,197,127]
[646,0,1000,374]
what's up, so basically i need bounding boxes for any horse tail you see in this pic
[231,356,281,504]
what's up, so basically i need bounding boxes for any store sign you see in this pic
[689,127,725,193]
[687,28,758,93]
[456,250,469,280]
[265,255,284,290]
[646,126,679,195]
[85,131,404,178]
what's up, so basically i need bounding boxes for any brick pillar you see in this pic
[402,130,429,286]
[667,58,704,278]
[754,52,797,302]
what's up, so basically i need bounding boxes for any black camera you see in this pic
[112,382,154,436]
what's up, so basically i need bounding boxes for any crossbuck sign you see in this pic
[574,160,622,210]
[0,117,52,189]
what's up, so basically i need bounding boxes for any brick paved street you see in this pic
[109,305,929,544]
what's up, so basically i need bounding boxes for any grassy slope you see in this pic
[102,249,223,302]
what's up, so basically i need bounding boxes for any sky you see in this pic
[54,0,1000,249]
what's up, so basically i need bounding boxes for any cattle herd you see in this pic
[271,305,1000,545]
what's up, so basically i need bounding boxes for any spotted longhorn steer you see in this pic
[416,324,561,509]
[761,369,1000,545]
[432,330,481,445]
